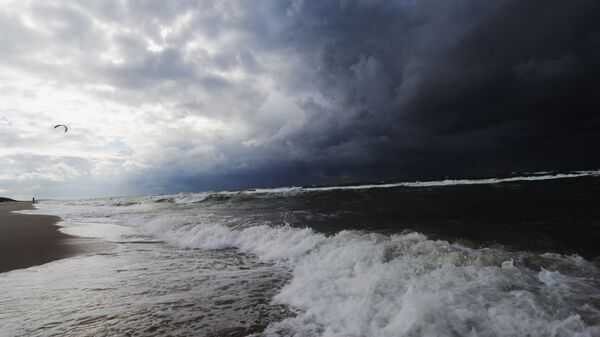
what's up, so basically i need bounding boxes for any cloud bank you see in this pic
[1,0,599,197]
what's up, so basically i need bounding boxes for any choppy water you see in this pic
[2,170,600,336]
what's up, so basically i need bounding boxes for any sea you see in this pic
[1,171,600,337]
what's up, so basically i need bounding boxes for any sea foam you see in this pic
[133,215,600,336]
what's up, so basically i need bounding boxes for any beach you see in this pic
[0,202,111,273]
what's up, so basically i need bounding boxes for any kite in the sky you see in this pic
[54,124,68,133]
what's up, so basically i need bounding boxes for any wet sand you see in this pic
[0,202,112,273]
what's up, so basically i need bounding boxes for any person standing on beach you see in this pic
[32,197,35,204]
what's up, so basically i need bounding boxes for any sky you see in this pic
[1,0,599,198]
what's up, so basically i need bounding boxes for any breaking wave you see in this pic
[136,216,600,337]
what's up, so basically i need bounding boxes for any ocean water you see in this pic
[2,171,600,336]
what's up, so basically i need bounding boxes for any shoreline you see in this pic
[0,201,113,273]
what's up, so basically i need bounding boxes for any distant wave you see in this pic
[27,170,600,208]
[174,170,600,199]
[248,170,600,194]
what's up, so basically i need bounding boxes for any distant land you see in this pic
[0,197,17,202]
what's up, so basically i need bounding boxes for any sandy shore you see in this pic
[0,202,113,273]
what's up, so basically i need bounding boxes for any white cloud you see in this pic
[0,0,308,197]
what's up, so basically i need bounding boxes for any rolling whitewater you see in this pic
[2,171,600,336]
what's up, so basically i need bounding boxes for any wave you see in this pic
[301,170,600,192]
[24,170,598,210]
[155,170,600,206]
[134,215,600,337]
[175,169,600,200]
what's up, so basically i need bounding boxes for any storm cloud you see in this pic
[1,0,599,197]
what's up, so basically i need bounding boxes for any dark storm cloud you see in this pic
[264,0,600,181]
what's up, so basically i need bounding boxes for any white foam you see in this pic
[147,170,598,197]
[261,232,598,337]
[140,215,327,262]
[172,192,212,204]
[303,170,600,192]
[130,216,600,336]
[245,187,303,194]
[59,222,137,242]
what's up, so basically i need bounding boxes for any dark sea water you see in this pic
[1,171,600,336]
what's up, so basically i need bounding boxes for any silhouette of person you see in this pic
[32,197,35,204]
